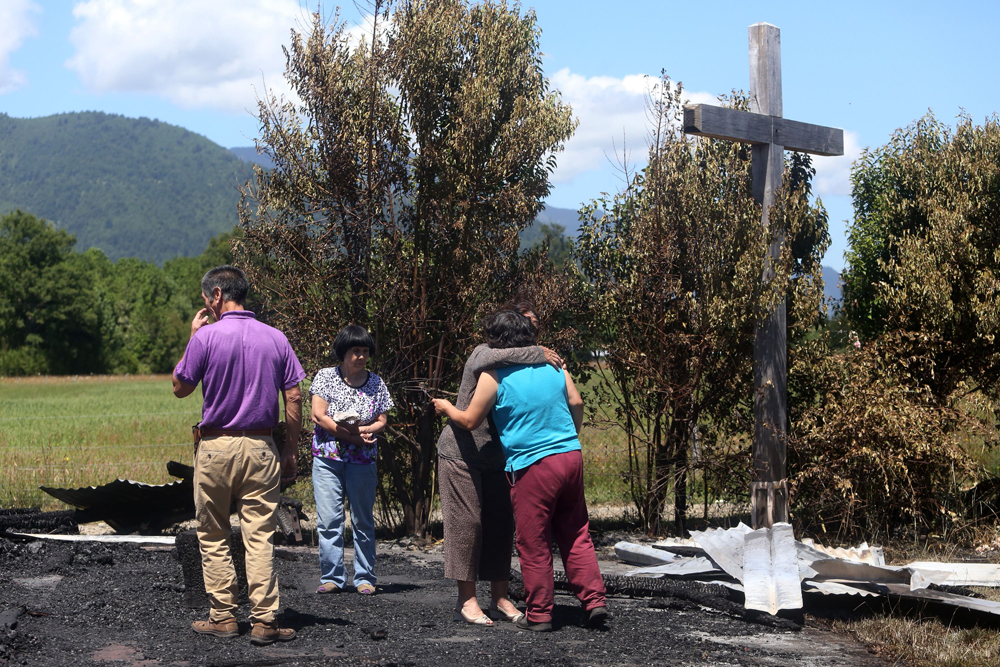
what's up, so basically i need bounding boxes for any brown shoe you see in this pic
[192,617,238,638]
[250,622,296,646]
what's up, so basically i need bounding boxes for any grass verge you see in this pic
[0,375,201,508]
[824,537,1000,667]
[835,614,1000,667]
[1,375,635,514]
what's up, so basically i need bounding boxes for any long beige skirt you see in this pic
[438,456,515,582]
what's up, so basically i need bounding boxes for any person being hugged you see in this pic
[309,325,393,595]
[432,311,609,632]
[436,302,563,627]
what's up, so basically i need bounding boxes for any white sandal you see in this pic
[454,608,494,626]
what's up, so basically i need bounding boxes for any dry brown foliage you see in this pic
[574,78,828,535]
[234,1,575,535]
[789,331,991,542]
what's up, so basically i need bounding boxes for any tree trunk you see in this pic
[650,415,671,535]
[673,446,688,536]
[410,406,437,536]
[388,403,436,537]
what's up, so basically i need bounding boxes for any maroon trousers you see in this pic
[510,449,607,623]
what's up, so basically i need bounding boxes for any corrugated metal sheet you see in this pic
[40,478,191,511]
[614,541,680,566]
[743,523,803,615]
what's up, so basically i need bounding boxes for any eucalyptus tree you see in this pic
[574,80,827,534]
[236,0,574,535]
[789,113,1000,539]
[843,112,1000,400]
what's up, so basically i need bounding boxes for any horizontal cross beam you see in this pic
[683,104,844,157]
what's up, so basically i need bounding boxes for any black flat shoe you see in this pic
[514,615,553,632]
[581,605,610,629]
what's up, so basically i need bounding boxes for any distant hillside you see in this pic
[1,119,844,280]
[823,265,843,308]
[520,205,582,248]
[0,112,254,263]
[535,205,582,235]
[522,207,846,307]
[229,146,275,170]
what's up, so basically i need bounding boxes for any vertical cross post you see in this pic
[748,23,788,529]
[681,24,843,531]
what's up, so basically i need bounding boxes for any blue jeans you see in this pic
[312,456,378,588]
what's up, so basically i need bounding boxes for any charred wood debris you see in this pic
[5,464,1000,629]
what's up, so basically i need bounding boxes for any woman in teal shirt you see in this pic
[433,311,609,632]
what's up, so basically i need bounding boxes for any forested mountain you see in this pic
[519,205,579,249]
[522,205,844,303]
[0,112,251,264]
[228,146,275,169]
[0,111,845,302]
[0,110,575,266]
[822,266,842,307]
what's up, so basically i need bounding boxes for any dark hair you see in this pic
[483,310,537,349]
[333,325,377,361]
[504,299,542,331]
[201,265,249,305]
[506,300,536,316]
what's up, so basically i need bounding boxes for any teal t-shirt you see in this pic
[493,363,581,473]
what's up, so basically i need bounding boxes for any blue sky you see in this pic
[2,1,998,270]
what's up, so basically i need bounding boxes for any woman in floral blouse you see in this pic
[310,325,393,595]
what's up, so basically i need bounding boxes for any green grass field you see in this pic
[0,375,202,509]
[1,375,634,513]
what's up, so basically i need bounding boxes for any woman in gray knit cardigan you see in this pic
[438,306,562,626]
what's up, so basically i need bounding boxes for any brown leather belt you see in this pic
[201,428,273,438]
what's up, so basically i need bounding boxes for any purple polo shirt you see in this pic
[174,310,305,430]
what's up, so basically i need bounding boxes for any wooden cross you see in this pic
[683,23,844,529]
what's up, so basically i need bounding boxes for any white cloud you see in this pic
[548,68,716,184]
[66,0,309,113]
[813,130,862,198]
[549,67,862,201]
[0,0,40,94]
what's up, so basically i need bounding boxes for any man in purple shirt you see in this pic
[172,265,305,646]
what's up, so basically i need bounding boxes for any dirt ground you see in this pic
[0,533,888,667]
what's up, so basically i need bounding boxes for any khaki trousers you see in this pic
[193,435,281,624]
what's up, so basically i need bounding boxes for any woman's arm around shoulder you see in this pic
[469,344,563,374]
[468,345,536,374]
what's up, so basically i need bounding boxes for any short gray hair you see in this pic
[201,265,249,305]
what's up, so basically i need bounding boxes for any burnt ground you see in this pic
[0,535,888,667]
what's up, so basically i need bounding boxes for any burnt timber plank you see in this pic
[683,104,844,156]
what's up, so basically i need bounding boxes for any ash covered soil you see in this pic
[0,535,886,667]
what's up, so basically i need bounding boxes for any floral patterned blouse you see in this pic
[309,366,394,464]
